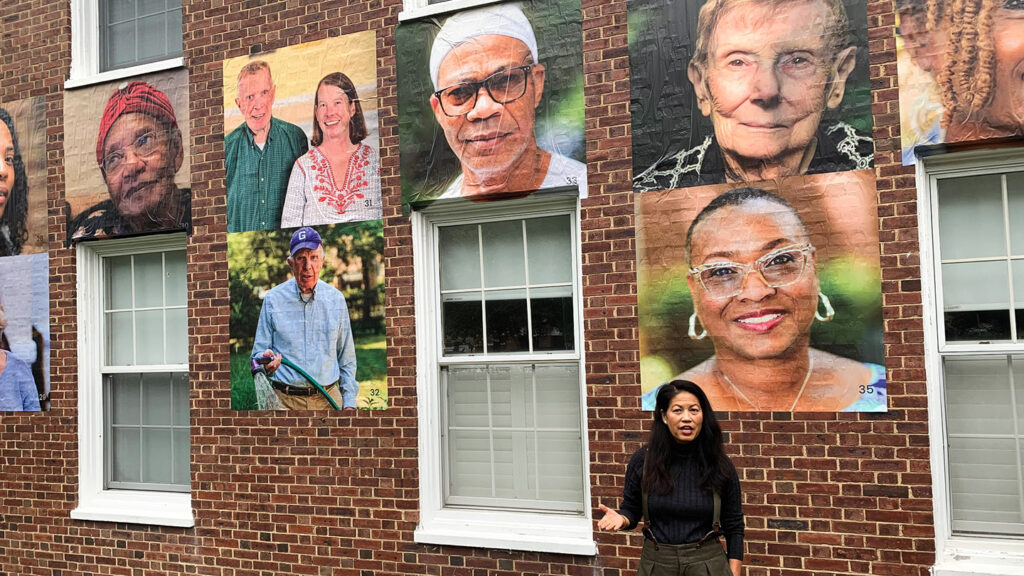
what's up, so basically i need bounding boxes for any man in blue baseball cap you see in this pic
[251,226,358,410]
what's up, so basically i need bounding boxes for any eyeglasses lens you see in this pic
[440,67,529,116]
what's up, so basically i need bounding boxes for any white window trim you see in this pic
[398,0,504,22]
[67,0,185,89]
[71,233,193,528]
[918,148,1024,576]
[411,194,596,555]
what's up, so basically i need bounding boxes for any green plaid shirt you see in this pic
[225,117,308,232]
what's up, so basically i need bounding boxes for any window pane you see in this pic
[1008,172,1024,254]
[534,364,581,427]
[485,289,528,352]
[105,255,133,310]
[111,428,141,483]
[173,428,189,485]
[938,174,1005,259]
[142,428,173,484]
[439,225,481,291]
[107,0,135,22]
[481,220,525,288]
[166,7,182,55]
[531,294,574,352]
[165,308,188,364]
[448,429,493,498]
[139,0,166,16]
[104,21,137,70]
[106,311,134,365]
[533,431,585,502]
[442,298,483,354]
[109,373,140,425]
[142,372,172,425]
[942,261,1010,341]
[136,14,169,63]
[949,436,1024,535]
[164,250,187,307]
[944,356,1014,436]
[134,252,164,308]
[172,372,189,425]
[135,309,165,364]
[447,366,491,428]
[526,216,572,285]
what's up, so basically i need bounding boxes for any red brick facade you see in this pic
[0,0,934,575]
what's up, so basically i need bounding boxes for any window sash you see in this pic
[98,0,183,73]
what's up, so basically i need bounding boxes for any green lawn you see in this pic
[230,332,387,410]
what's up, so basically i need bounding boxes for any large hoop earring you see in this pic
[815,292,835,322]
[688,311,707,340]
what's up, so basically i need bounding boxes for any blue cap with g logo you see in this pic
[289,226,322,256]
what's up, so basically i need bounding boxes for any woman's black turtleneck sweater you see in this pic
[617,442,744,560]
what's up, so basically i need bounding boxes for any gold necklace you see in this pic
[719,356,814,412]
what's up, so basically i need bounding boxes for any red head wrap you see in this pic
[95,81,178,165]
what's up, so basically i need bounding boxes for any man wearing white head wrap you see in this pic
[428,3,586,199]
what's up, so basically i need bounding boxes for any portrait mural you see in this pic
[628,0,874,192]
[228,222,387,411]
[0,253,50,412]
[895,0,1024,164]
[0,97,47,256]
[223,32,380,233]
[396,0,587,209]
[64,70,191,243]
[636,170,885,412]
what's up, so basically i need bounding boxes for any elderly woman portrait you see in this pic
[280,72,381,226]
[68,81,190,241]
[896,0,1024,151]
[630,0,873,192]
[639,185,885,412]
[0,109,30,256]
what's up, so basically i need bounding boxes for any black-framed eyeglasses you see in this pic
[433,65,534,117]
[102,130,169,175]
[689,244,815,299]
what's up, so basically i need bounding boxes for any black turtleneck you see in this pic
[617,443,744,560]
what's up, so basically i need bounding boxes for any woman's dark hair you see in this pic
[311,72,368,147]
[685,187,805,263]
[0,107,28,256]
[644,380,733,495]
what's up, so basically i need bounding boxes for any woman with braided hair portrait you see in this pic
[897,0,1024,159]
[0,108,30,257]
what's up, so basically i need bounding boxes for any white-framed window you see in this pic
[411,193,595,555]
[398,0,503,22]
[71,233,192,527]
[67,0,184,89]
[919,148,1024,575]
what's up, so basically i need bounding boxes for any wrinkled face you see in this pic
[986,5,1024,133]
[101,112,182,223]
[316,83,355,142]
[289,246,324,293]
[691,0,853,166]
[430,34,545,183]
[687,201,818,360]
[662,391,704,443]
[0,121,13,218]
[236,69,276,134]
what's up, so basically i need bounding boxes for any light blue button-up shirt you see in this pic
[251,278,358,408]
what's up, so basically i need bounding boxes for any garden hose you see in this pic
[254,355,342,411]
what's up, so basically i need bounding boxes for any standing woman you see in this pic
[599,380,743,576]
[281,72,381,227]
[0,108,29,256]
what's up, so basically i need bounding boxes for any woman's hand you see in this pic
[596,504,629,531]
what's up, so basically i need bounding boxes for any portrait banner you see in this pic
[627,0,874,192]
[223,31,381,232]
[228,221,387,411]
[64,69,191,243]
[0,253,50,412]
[895,0,1024,165]
[0,96,47,256]
[636,170,885,412]
[396,0,587,210]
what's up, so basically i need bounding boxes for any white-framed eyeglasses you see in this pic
[689,243,815,299]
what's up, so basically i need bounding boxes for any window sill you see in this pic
[71,489,193,527]
[398,0,503,22]
[933,540,1024,576]
[414,508,596,555]
[65,57,185,90]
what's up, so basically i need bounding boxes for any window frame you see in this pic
[67,0,185,89]
[918,148,1024,575]
[411,193,595,555]
[71,233,193,527]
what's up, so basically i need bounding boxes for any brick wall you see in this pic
[0,0,935,575]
